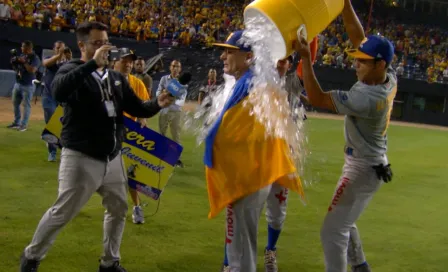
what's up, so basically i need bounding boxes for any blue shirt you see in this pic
[43,56,66,95]
[17,53,40,86]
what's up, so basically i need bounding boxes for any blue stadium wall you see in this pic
[0,23,447,126]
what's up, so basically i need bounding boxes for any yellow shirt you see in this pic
[110,16,120,33]
[124,74,150,121]
[205,94,305,219]
[120,20,128,31]
[129,19,139,33]
[24,14,34,28]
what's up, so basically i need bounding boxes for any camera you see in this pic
[108,49,121,61]
[10,49,19,63]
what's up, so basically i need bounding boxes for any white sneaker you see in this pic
[132,206,145,224]
[221,265,230,272]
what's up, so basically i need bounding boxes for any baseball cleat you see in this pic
[352,263,371,272]
[98,261,127,272]
[264,248,278,272]
[221,265,230,272]
[20,252,40,272]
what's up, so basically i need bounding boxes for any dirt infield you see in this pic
[1,98,446,131]
[0,97,45,123]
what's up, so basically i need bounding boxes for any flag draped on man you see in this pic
[203,69,305,219]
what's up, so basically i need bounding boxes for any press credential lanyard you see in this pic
[93,70,116,117]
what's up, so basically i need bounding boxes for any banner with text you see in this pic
[42,106,183,200]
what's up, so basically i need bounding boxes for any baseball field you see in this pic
[0,98,447,272]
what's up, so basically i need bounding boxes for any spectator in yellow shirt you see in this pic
[23,11,34,28]
[112,48,149,225]
[129,18,139,35]
[110,15,120,34]
[120,19,128,35]
[88,11,96,22]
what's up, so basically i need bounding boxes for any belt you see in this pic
[344,146,355,156]
[344,146,386,159]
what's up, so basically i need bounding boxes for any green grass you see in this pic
[0,117,447,272]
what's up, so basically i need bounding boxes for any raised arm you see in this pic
[342,0,366,49]
[294,38,336,112]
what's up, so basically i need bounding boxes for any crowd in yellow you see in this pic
[2,0,447,83]
[317,15,448,83]
[2,0,247,47]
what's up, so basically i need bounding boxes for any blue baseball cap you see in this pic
[347,35,394,64]
[212,30,252,52]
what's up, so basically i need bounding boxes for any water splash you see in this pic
[240,14,311,184]
[182,73,236,145]
[182,14,314,186]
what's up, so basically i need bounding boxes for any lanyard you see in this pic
[93,71,112,101]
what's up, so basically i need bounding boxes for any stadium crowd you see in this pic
[0,0,447,83]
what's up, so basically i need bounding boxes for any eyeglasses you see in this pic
[85,40,110,47]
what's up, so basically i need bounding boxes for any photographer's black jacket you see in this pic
[52,59,162,161]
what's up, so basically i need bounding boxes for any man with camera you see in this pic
[7,41,40,132]
[20,22,175,272]
[41,41,72,162]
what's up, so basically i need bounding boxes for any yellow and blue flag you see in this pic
[204,70,305,219]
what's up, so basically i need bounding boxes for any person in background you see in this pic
[41,41,71,162]
[133,56,153,97]
[156,59,186,168]
[63,47,72,60]
[0,0,11,21]
[7,40,40,132]
[198,68,218,104]
[112,48,149,225]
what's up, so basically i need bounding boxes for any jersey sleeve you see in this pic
[387,66,397,83]
[329,84,371,118]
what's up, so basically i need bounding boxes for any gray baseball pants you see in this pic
[321,154,388,272]
[24,148,128,267]
[225,184,272,272]
[265,182,289,230]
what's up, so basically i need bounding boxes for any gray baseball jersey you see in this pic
[329,67,397,157]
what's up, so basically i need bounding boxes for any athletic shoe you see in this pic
[221,265,230,272]
[98,261,127,272]
[7,123,20,129]
[20,252,40,272]
[48,153,56,162]
[17,125,27,132]
[175,160,184,168]
[352,263,371,272]
[132,206,145,224]
[264,249,278,272]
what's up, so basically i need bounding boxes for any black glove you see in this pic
[372,163,393,183]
